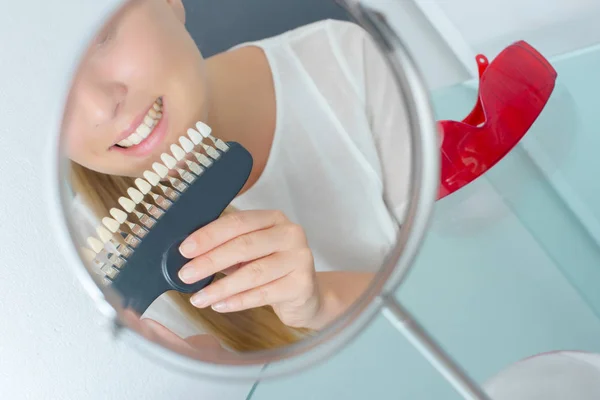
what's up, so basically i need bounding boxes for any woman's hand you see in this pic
[177,210,322,329]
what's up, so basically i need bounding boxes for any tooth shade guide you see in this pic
[161,153,177,169]
[101,264,119,279]
[109,208,128,224]
[143,170,161,186]
[211,138,229,152]
[81,248,105,270]
[102,217,121,234]
[96,226,130,255]
[192,151,213,168]
[115,244,134,258]
[185,159,204,175]
[167,176,189,191]
[152,162,170,178]
[135,178,152,194]
[81,247,97,263]
[96,226,114,243]
[121,232,141,247]
[141,200,164,219]
[127,188,145,204]
[118,197,137,213]
[176,168,196,184]
[158,183,179,200]
[194,121,229,152]
[150,192,173,210]
[109,254,127,269]
[134,210,156,229]
[179,136,194,152]
[202,143,221,160]
[170,144,186,161]
[127,222,148,238]
[187,128,203,145]
[87,237,105,254]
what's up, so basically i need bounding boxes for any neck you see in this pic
[203,50,258,142]
[200,46,277,191]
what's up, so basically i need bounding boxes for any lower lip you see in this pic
[111,100,169,158]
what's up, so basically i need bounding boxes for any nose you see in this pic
[78,73,127,127]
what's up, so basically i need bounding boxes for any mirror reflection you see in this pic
[60,0,411,357]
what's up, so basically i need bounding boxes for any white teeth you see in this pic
[128,133,143,145]
[171,144,186,161]
[96,226,113,244]
[117,98,164,148]
[102,217,121,233]
[179,136,194,152]
[110,208,128,224]
[161,153,177,169]
[135,178,152,194]
[87,237,105,254]
[118,197,136,213]
[127,188,145,204]
[196,121,211,138]
[143,171,160,186]
[136,124,151,137]
[152,162,169,178]
[118,138,134,147]
[187,128,203,145]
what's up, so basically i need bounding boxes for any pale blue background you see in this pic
[249,45,600,399]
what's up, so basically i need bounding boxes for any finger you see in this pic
[179,210,288,258]
[178,223,305,284]
[189,252,295,308]
[221,263,243,276]
[208,277,301,313]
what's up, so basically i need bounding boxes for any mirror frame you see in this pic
[46,0,439,381]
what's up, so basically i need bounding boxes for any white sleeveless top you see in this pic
[71,19,411,339]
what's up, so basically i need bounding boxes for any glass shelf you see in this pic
[249,43,600,400]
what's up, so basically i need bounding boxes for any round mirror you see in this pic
[50,0,440,384]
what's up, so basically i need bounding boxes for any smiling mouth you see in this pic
[115,98,163,148]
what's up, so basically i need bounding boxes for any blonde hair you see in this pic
[70,162,311,351]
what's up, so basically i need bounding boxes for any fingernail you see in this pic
[179,240,196,257]
[211,302,227,312]
[190,290,210,307]
[178,267,198,283]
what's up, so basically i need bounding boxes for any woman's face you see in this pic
[63,0,208,177]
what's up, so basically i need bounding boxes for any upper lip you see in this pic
[112,100,158,146]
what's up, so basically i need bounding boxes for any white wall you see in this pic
[0,0,249,399]
[424,0,600,76]
[437,0,600,57]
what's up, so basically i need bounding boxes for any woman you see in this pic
[64,0,411,352]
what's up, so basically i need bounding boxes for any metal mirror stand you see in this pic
[342,2,491,399]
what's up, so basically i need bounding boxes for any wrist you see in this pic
[304,271,375,331]
[305,278,344,331]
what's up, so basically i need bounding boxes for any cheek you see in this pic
[64,128,92,164]
[62,109,99,164]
